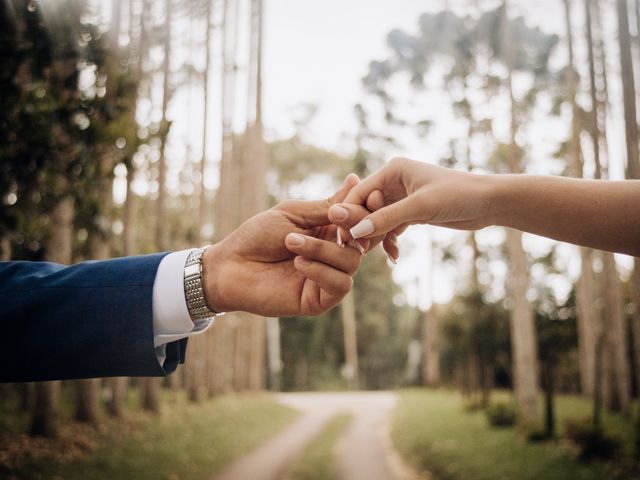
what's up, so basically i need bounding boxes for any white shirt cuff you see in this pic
[152,250,214,364]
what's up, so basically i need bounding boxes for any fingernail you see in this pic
[337,229,343,247]
[287,233,306,247]
[388,253,397,265]
[330,205,349,222]
[350,219,374,239]
[349,240,365,255]
[343,173,360,186]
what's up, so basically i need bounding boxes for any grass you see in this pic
[0,389,298,480]
[392,389,639,480]
[285,413,353,480]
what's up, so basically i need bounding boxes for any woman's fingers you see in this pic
[383,233,399,263]
[285,233,361,275]
[331,195,423,240]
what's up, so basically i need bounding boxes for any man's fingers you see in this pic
[285,233,361,275]
[328,173,360,205]
[293,256,353,297]
[366,189,385,212]
[342,166,389,206]
[276,174,360,227]
[329,203,371,230]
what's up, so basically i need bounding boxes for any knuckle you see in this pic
[338,275,353,293]
[275,199,297,211]
[376,207,395,228]
[388,156,408,168]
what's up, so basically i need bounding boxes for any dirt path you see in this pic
[212,391,424,480]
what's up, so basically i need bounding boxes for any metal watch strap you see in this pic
[183,247,216,323]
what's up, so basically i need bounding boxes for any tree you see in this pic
[560,0,599,402]
[142,0,174,412]
[617,0,640,418]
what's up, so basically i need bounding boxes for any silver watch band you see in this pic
[183,247,216,323]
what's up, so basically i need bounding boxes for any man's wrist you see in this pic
[202,242,232,314]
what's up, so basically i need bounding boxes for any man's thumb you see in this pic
[349,197,419,239]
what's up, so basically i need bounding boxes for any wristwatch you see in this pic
[183,247,217,323]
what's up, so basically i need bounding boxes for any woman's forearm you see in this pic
[489,175,640,256]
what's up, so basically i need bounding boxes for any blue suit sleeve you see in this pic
[0,254,188,382]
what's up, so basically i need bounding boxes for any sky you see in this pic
[258,0,635,309]
[103,0,635,310]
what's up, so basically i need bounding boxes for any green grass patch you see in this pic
[392,389,638,480]
[1,389,298,480]
[285,413,352,480]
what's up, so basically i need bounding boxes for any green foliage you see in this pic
[565,418,621,462]
[486,401,517,427]
[439,290,510,391]
[1,389,298,479]
[392,390,634,480]
[285,413,352,480]
[0,1,138,259]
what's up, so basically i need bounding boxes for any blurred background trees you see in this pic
[2,0,640,475]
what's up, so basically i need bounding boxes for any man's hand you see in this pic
[201,175,372,317]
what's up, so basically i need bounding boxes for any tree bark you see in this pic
[617,0,640,179]
[505,228,539,423]
[142,0,173,411]
[198,0,214,245]
[602,253,632,414]
[421,308,440,387]
[575,249,597,395]
[31,194,74,437]
[266,317,282,390]
[502,0,539,424]
[341,290,359,389]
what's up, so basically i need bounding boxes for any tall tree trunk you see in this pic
[266,317,282,390]
[30,194,74,437]
[0,237,10,260]
[208,0,239,397]
[566,0,599,399]
[76,152,114,424]
[341,290,359,389]
[614,0,638,416]
[602,252,632,414]
[142,0,173,412]
[198,0,213,244]
[618,0,640,180]
[617,0,640,416]
[502,0,539,424]
[421,307,440,387]
[505,228,539,422]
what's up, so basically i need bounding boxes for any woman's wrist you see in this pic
[483,174,522,228]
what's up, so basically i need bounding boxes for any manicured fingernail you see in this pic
[287,233,305,247]
[350,219,374,239]
[330,205,349,222]
[337,229,343,247]
[388,253,397,265]
[349,240,365,255]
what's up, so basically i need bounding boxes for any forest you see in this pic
[2,0,640,479]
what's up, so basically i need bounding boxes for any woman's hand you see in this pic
[328,157,495,259]
[330,157,640,257]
